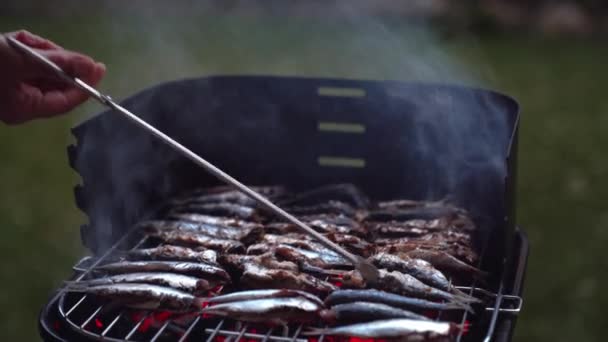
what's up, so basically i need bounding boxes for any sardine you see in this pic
[324,289,471,312]
[65,283,203,312]
[207,289,323,306]
[139,220,262,244]
[259,234,348,262]
[285,201,357,217]
[320,302,429,324]
[66,272,213,295]
[97,261,231,282]
[202,296,322,324]
[340,269,478,304]
[167,213,262,230]
[169,202,258,220]
[369,253,450,291]
[127,245,218,264]
[379,242,478,265]
[240,263,337,294]
[401,249,486,277]
[272,244,351,269]
[145,229,245,253]
[220,253,299,272]
[305,318,460,339]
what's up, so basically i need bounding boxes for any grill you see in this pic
[39,76,528,341]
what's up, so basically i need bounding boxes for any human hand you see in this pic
[0,30,106,125]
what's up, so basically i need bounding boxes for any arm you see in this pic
[0,30,105,125]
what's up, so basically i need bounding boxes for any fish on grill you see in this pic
[169,202,259,220]
[305,318,461,339]
[207,289,323,306]
[399,249,487,277]
[96,261,231,282]
[145,229,245,253]
[127,245,218,264]
[320,302,429,324]
[138,220,262,244]
[166,213,262,230]
[284,200,357,217]
[66,272,214,295]
[378,241,478,265]
[368,253,451,292]
[338,269,479,304]
[271,244,352,270]
[64,283,203,312]
[201,296,322,325]
[267,215,367,237]
[240,263,337,294]
[324,289,472,312]
[219,253,300,273]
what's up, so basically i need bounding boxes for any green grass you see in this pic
[1,13,607,341]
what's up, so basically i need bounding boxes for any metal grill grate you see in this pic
[52,225,521,342]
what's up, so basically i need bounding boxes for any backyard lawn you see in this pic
[1,14,607,341]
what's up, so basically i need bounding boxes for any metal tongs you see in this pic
[7,36,379,284]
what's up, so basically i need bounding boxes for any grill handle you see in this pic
[6,36,379,284]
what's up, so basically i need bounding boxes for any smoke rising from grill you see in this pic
[73,3,515,252]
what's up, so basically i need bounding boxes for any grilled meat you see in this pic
[266,215,367,237]
[240,263,337,294]
[202,296,322,325]
[369,253,451,292]
[207,289,323,306]
[324,289,471,312]
[339,269,479,304]
[145,229,245,253]
[96,261,230,282]
[127,245,218,264]
[65,283,202,312]
[305,318,460,339]
[66,272,213,295]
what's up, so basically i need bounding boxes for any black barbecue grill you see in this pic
[39,76,528,342]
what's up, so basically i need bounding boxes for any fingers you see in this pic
[45,49,106,85]
[7,29,62,50]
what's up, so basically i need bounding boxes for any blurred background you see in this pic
[1,1,607,341]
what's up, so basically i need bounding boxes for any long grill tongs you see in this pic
[7,36,379,284]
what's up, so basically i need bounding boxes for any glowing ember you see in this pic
[139,317,154,333]
[94,318,103,329]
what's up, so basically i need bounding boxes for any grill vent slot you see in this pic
[317,156,366,168]
[317,86,366,98]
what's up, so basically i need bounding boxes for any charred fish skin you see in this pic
[202,297,322,324]
[320,302,430,324]
[67,272,213,295]
[402,249,486,277]
[167,213,262,230]
[146,229,245,253]
[369,253,451,292]
[65,283,201,312]
[97,261,231,282]
[324,289,472,312]
[219,253,300,273]
[127,245,218,264]
[305,318,459,339]
[138,220,262,244]
[169,202,258,220]
[277,183,370,209]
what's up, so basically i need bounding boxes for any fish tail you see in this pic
[452,291,483,304]
[63,282,93,292]
[446,301,475,314]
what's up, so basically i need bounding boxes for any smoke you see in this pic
[73,2,514,252]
